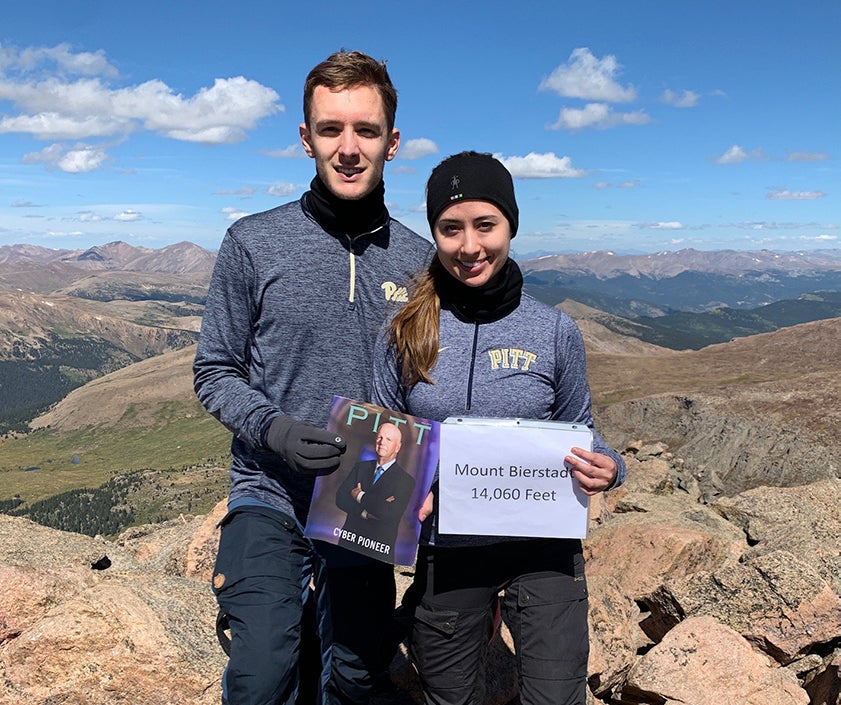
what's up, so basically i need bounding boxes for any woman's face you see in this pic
[433,200,511,288]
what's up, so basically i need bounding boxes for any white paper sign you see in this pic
[438,418,592,539]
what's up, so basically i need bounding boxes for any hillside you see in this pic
[589,316,841,500]
[5,313,839,528]
[0,242,211,431]
[588,316,841,411]
[0,289,200,432]
[56,269,210,305]
[624,290,841,349]
[0,345,231,526]
[31,345,202,431]
[0,290,199,358]
[556,299,669,355]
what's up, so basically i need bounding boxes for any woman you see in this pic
[372,151,626,705]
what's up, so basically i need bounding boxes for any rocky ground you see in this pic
[1,438,838,705]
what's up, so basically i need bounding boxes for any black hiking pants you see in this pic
[408,539,589,705]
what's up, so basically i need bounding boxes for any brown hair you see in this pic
[303,50,398,130]
[388,257,446,385]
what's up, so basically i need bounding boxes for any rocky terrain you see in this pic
[1,438,838,704]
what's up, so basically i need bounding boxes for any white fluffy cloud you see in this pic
[0,110,126,140]
[767,188,826,200]
[1,42,118,77]
[0,43,282,170]
[22,143,109,173]
[715,145,769,164]
[399,138,438,160]
[716,145,747,164]
[114,209,142,221]
[264,144,307,159]
[549,103,651,131]
[267,182,298,198]
[1,74,280,143]
[135,77,281,143]
[787,151,829,162]
[661,89,699,108]
[496,152,586,179]
[222,206,250,221]
[539,48,636,102]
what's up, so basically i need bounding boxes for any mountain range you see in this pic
[0,240,215,274]
[0,239,839,518]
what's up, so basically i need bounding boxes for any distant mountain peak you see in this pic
[76,249,106,262]
[1,241,216,276]
[520,248,841,279]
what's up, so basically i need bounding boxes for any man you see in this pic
[336,423,416,560]
[193,50,433,705]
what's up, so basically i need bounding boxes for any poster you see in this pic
[305,396,440,566]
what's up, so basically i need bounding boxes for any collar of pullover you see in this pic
[304,175,390,238]
[435,257,523,323]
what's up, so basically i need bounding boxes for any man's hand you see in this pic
[265,415,346,474]
[565,446,617,496]
[351,482,363,501]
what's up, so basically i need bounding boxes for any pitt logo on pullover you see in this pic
[488,347,537,372]
[381,281,409,303]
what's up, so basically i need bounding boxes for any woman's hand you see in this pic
[418,491,435,521]
[565,447,617,496]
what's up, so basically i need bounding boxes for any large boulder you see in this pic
[0,515,224,705]
[713,479,841,588]
[643,550,841,663]
[622,616,809,705]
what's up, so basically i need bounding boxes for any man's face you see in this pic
[374,424,402,465]
[300,84,400,201]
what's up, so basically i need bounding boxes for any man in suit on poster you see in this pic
[336,423,416,560]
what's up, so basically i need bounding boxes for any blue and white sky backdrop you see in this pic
[1,0,839,255]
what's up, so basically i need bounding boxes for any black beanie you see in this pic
[426,151,519,237]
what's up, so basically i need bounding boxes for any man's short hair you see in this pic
[303,50,398,130]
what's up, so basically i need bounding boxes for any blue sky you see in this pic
[1,1,839,257]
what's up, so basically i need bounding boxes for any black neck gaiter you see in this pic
[434,257,523,323]
[305,175,389,237]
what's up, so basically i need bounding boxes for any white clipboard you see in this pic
[438,417,592,539]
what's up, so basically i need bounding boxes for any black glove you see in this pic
[265,415,346,474]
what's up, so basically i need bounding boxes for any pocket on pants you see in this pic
[508,572,589,680]
[212,507,301,599]
[410,604,474,684]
